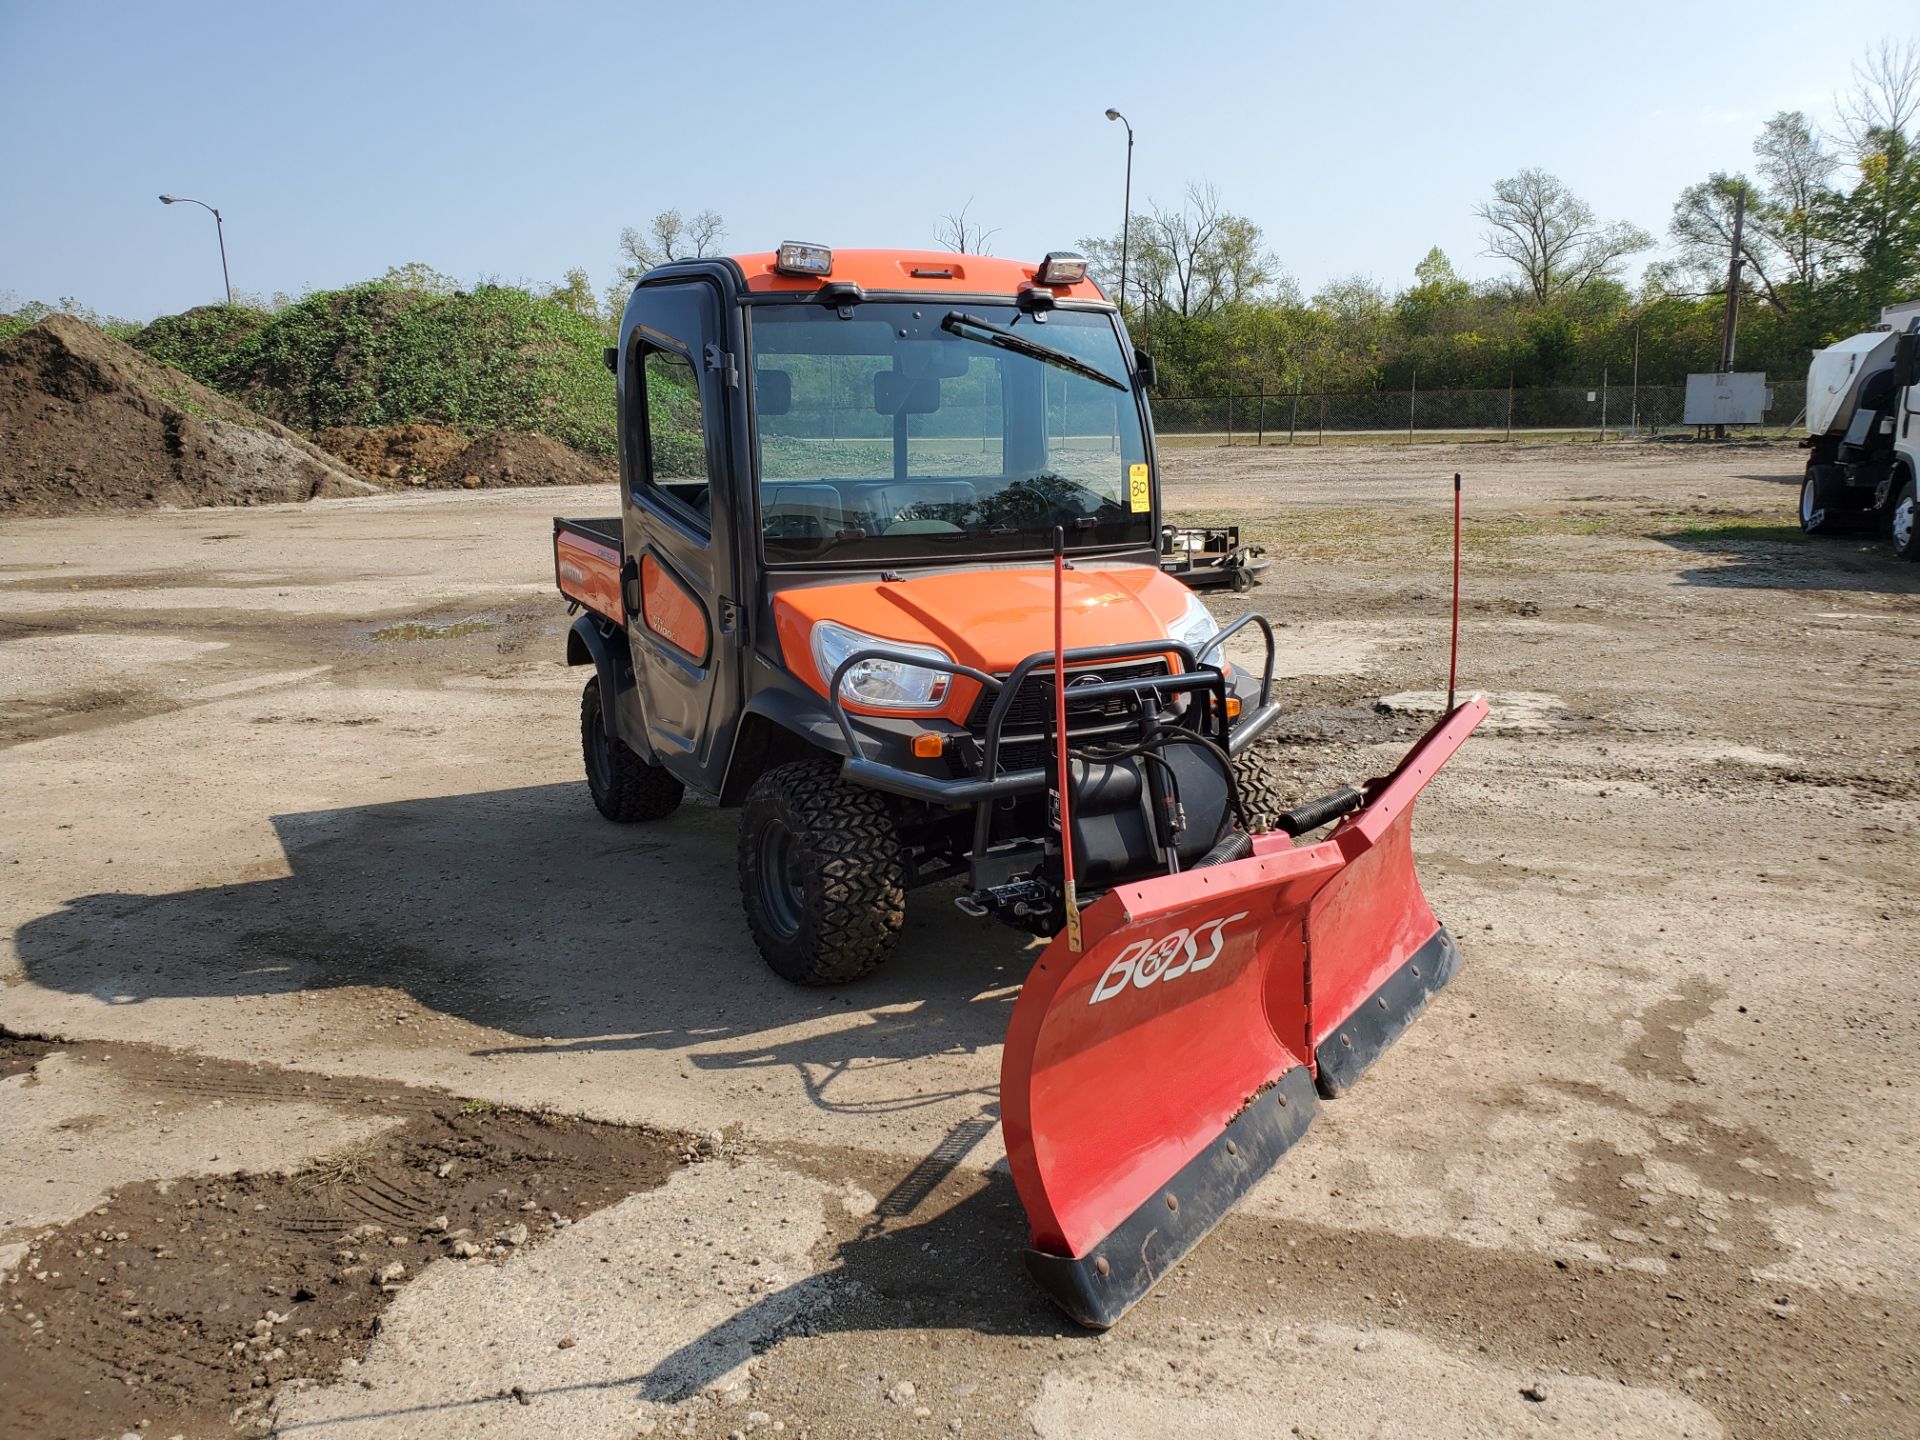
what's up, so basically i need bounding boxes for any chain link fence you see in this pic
[1153,379,1809,443]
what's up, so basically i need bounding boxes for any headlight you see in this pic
[1168,590,1220,660]
[811,621,953,711]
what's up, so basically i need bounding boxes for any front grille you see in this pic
[968,659,1169,772]
[965,658,1168,732]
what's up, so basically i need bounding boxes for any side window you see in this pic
[639,344,710,527]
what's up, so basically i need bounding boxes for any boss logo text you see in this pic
[1088,912,1251,1005]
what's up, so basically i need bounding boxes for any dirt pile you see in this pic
[312,422,472,483]
[0,315,380,517]
[311,423,618,490]
[432,428,616,488]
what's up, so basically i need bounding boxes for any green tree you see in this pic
[544,267,604,326]
[380,262,462,296]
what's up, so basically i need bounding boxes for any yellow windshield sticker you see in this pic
[1128,463,1150,513]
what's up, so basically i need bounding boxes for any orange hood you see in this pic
[773,561,1197,720]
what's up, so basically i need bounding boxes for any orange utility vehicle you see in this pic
[552,242,1485,1326]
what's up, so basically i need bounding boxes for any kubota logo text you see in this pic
[1088,912,1250,1005]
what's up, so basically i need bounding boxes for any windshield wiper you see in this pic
[940,311,1127,391]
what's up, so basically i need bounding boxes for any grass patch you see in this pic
[153,384,214,419]
[1664,521,1807,544]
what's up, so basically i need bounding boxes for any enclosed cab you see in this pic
[556,243,1283,981]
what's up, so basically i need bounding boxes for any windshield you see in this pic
[748,303,1150,566]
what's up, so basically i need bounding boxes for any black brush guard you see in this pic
[826,615,1280,890]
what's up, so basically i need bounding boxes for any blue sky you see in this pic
[0,0,1888,320]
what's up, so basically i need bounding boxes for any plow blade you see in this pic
[1001,698,1487,1327]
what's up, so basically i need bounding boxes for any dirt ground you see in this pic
[2,439,1917,1439]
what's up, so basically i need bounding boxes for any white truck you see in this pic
[1800,300,1920,560]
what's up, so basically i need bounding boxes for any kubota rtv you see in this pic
[551,241,1485,1326]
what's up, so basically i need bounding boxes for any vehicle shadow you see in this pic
[633,1158,1073,1409]
[1656,526,1920,592]
[11,782,1028,1114]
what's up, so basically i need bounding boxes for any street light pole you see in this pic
[159,194,233,304]
[1103,109,1133,315]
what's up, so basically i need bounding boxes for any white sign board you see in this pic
[1683,372,1770,426]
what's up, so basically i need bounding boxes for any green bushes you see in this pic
[128,303,274,378]
[130,281,617,457]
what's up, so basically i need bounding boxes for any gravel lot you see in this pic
[3,438,1916,1439]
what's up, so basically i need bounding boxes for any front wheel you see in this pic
[1231,742,1292,833]
[1797,468,1858,537]
[1892,477,1920,561]
[1799,466,1842,535]
[581,676,683,822]
[738,760,906,985]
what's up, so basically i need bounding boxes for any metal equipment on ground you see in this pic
[1159,523,1269,591]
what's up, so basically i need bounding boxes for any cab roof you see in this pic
[731,248,1109,304]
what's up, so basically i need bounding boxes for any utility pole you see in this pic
[1716,185,1745,438]
[1718,184,1745,373]
[1630,321,1641,437]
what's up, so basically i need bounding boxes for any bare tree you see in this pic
[1752,111,1838,289]
[933,199,998,255]
[1076,184,1278,321]
[1833,37,1920,156]
[1128,183,1278,317]
[616,208,727,278]
[607,208,727,313]
[1473,169,1652,302]
[1138,183,1225,316]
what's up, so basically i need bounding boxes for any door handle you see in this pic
[620,557,640,619]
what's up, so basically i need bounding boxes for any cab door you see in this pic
[619,278,742,792]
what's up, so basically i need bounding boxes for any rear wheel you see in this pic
[1892,477,1920,561]
[580,676,683,822]
[739,760,906,985]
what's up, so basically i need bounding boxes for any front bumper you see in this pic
[830,614,1279,807]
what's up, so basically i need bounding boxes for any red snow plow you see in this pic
[1004,696,1484,1326]
[554,242,1483,1327]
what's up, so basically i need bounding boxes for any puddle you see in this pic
[1376,689,1570,732]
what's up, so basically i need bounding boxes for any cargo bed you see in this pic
[554,516,623,622]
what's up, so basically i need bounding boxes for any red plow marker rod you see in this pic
[1448,472,1462,711]
[1052,527,1081,953]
